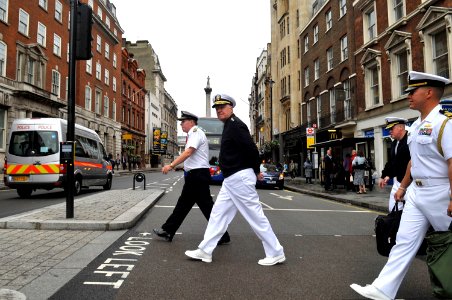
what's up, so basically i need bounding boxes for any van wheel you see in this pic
[17,188,32,198]
[74,178,82,196]
[103,176,112,190]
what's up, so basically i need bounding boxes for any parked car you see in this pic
[256,164,284,190]
[209,164,224,184]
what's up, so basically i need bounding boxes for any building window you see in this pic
[112,76,117,91]
[97,7,102,19]
[39,0,48,10]
[364,4,377,42]
[393,0,404,21]
[105,43,109,59]
[339,0,347,18]
[316,95,321,127]
[314,59,320,80]
[96,35,101,52]
[105,16,110,28]
[37,22,46,47]
[55,0,62,22]
[0,41,6,76]
[114,28,117,37]
[26,58,34,83]
[329,88,336,123]
[95,90,101,114]
[0,108,5,150]
[86,58,92,74]
[53,34,61,56]
[113,53,117,68]
[96,62,101,80]
[313,24,319,44]
[304,67,309,87]
[417,8,451,79]
[104,96,109,117]
[51,70,61,97]
[326,9,332,31]
[327,47,333,71]
[85,86,91,110]
[343,79,351,119]
[104,69,109,85]
[18,9,29,36]
[364,62,381,107]
[396,50,408,95]
[304,35,309,53]
[433,30,449,78]
[112,99,116,121]
[0,0,7,22]
[340,35,348,61]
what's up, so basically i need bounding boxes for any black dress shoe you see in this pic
[153,228,174,242]
[217,235,230,245]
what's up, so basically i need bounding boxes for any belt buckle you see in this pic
[415,179,423,187]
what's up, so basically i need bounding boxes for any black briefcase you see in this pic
[374,203,403,257]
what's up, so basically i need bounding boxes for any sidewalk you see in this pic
[284,177,391,213]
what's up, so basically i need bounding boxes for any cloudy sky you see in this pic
[113,0,271,129]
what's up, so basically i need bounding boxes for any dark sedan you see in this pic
[256,164,284,190]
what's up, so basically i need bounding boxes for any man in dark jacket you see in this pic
[379,117,410,211]
[185,94,285,266]
[323,148,334,191]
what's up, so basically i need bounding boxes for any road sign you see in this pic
[122,134,132,140]
[306,127,315,136]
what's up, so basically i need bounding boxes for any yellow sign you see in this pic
[307,136,315,149]
[122,134,132,140]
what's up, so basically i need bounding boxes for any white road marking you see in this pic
[260,202,274,209]
[270,192,293,201]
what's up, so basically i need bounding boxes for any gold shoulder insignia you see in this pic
[193,126,198,132]
[231,117,235,122]
[439,109,452,118]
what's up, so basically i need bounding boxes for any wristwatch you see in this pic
[170,162,174,169]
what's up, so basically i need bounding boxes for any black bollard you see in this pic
[133,172,146,190]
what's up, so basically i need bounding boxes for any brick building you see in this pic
[0,0,124,165]
[353,0,452,172]
[120,46,146,167]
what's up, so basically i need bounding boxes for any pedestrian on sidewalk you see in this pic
[343,153,352,190]
[352,150,367,194]
[350,70,452,300]
[323,149,334,191]
[185,94,285,266]
[115,154,120,171]
[379,117,410,211]
[303,158,313,183]
[289,159,296,179]
[154,111,230,244]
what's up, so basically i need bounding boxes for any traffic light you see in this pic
[75,3,93,60]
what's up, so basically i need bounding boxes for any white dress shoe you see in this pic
[185,249,212,263]
[350,283,391,300]
[258,254,286,266]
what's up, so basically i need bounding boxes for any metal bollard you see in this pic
[133,172,146,190]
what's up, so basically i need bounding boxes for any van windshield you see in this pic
[9,131,59,157]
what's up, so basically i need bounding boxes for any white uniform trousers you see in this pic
[388,179,407,212]
[373,183,451,299]
[198,168,284,257]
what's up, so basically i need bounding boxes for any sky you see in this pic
[113,0,271,130]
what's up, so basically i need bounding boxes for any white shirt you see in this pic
[184,126,210,171]
[408,104,452,179]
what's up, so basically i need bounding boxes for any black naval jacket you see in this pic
[381,131,410,183]
[219,114,260,178]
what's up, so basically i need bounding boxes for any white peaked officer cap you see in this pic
[385,117,408,129]
[405,71,451,92]
[212,94,236,108]
[177,111,198,121]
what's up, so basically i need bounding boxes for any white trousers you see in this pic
[198,168,284,257]
[373,183,452,299]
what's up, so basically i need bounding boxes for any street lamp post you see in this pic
[266,78,275,162]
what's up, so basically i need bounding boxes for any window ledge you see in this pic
[364,103,384,111]
[390,95,407,103]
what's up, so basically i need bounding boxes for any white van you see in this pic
[4,118,113,198]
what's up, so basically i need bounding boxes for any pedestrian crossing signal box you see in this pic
[60,141,75,166]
